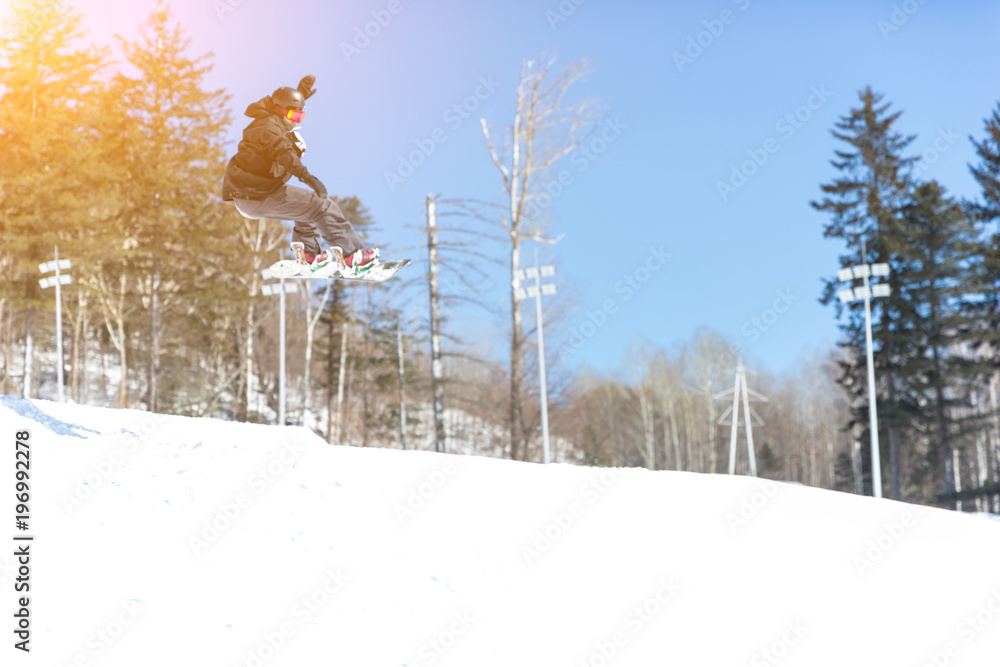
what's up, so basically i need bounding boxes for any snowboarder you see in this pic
[221,75,378,274]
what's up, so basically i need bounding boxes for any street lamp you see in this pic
[836,252,891,498]
[38,246,72,403]
[261,270,298,425]
[514,251,557,464]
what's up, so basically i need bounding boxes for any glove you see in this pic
[289,130,307,157]
[298,75,317,100]
[302,174,327,199]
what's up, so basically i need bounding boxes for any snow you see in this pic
[0,395,101,439]
[2,397,1000,666]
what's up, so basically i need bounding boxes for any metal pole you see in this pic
[278,276,286,426]
[740,365,758,477]
[862,266,883,498]
[54,245,64,403]
[397,322,408,450]
[533,249,551,464]
[728,358,741,475]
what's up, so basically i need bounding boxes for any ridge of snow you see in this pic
[1,397,999,666]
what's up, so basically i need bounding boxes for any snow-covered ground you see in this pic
[2,396,999,666]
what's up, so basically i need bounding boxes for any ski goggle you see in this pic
[284,108,305,123]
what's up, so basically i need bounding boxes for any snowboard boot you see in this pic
[341,247,380,275]
[301,246,379,275]
[308,249,337,273]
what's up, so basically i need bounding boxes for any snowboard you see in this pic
[265,258,410,282]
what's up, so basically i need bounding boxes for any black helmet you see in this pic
[272,87,305,111]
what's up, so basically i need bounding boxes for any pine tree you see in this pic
[886,181,989,501]
[966,104,1000,357]
[310,197,376,438]
[0,0,110,398]
[108,5,233,409]
[968,103,1000,222]
[964,103,1000,503]
[811,86,917,499]
[316,279,348,440]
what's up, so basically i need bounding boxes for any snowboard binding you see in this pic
[290,241,348,274]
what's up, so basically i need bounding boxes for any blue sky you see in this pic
[44,0,1000,377]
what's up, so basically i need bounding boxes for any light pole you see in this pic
[514,250,556,464]
[38,246,72,403]
[261,270,297,425]
[836,251,891,498]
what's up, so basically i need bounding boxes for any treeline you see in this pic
[554,334,850,489]
[550,88,1000,512]
[811,87,1000,509]
[2,0,237,411]
[0,1,399,428]
[3,2,999,513]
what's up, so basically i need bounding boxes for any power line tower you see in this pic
[715,358,768,476]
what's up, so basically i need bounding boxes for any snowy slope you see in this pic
[2,396,999,666]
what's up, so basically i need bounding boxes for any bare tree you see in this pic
[88,266,134,408]
[334,298,353,444]
[299,278,333,422]
[480,53,599,460]
[427,194,447,452]
[237,216,286,418]
[414,193,508,454]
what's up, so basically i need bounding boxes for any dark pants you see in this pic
[234,185,364,257]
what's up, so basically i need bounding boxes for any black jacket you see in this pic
[221,96,323,201]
